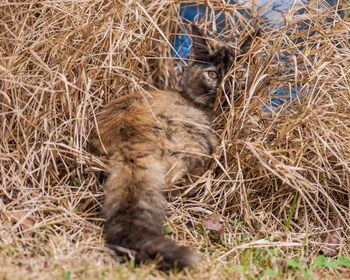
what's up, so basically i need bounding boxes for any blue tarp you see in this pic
[174,0,343,58]
[173,0,344,113]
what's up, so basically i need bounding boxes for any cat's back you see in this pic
[91,89,215,157]
[151,89,213,128]
[150,89,216,156]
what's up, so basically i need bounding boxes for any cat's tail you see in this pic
[103,159,197,270]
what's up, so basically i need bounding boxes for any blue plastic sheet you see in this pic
[172,1,344,113]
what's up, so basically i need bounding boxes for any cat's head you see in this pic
[182,24,260,109]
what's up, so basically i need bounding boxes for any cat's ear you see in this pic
[191,24,211,61]
[240,29,261,54]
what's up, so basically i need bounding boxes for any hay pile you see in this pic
[1,0,349,278]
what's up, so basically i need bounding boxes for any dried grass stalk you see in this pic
[0,0,349,278]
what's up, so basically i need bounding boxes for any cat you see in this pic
[90,24,259,270]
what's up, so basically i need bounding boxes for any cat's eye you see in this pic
[208,71,218,79]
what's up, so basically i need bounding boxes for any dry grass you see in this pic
[1,0,350,279]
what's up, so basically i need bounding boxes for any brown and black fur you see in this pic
[90,24,259,270]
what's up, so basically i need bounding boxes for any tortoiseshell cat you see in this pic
[90,24,258,270]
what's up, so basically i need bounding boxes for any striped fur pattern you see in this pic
[90,24,258,270]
